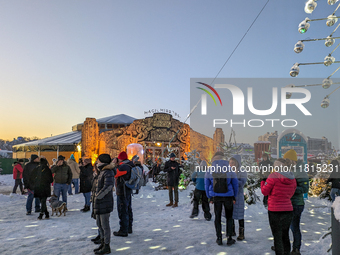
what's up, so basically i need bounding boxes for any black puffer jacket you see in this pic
[115,160,133,196]
[23,157,40,190]
[80,163,93,193]
[30,159,53,198]
[93,163,114,215]
[164,160,182,186]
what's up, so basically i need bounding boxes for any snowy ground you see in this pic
[0,174,333,255]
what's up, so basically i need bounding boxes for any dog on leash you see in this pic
[49,195,67,217]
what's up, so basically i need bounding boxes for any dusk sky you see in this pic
[1,1,339,146]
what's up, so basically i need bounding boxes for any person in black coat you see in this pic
[79,158,93,212]
[327,159,340,202]
[30,157,53,220]
[93,154,114,254]
[23,154,41,214]
[164,153,182,208]
[152,159,162,182]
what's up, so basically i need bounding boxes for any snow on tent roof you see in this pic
[96,114,136,125]
[13,131,82,147]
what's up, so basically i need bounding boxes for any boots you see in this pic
[190,208,198,218]
[91,235,101,243]
[128,226,133,234]
[166,201,173,207]
[95,243,111,254]
[237,227,244,241]
[37,213,44,220]
[227,237,236,246]
[216,237,222,245]
[81,205,90,212]
[94,239,104,252]
[45,211,50,219]
[291,248,301,255]
[113,230,128,237]
[172,202,178,208]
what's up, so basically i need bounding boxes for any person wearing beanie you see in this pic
[67,154,81,195]
[190,160,211,221]
[93,154,114,254]
[23,154,41,215]
[79,158,93,212]
[51,155,73,208]
[12,159,25,195]
[283,149,309,255]
[164,153,182,208]
[259,153,273,209]
[113,151,134,237]
[261,158,297,255]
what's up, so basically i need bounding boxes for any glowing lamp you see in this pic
[127,143,144,164]
[322,78,332,89]
[324,55,335,66]
[326,14,338,27]
[294,41,304,53]
[325,36,335,47]
[290,63,300,77]
[321,97,330,108]
[298,18,310,34]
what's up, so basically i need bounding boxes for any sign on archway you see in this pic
[277,128,308,164]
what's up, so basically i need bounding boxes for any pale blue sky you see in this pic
[0,0,338,144]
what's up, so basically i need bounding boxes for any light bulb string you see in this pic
[328,65,340,78]
[330,22,340,36]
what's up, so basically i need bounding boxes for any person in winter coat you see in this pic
[259,153,273,209]
[113,151,134,237]
[93,154,114,254]
[23,154,41,215]
[30,157,53,220]
[79,158,93,212]
[51,155,72,207]
[230,155,247,241]
[261,158,297,255]
[67,154,81,195]
[152,159,162,182]
[12,159,24,194]
[205,151,239,246]
[190,160,211,221]
[91,163,102,245]
[327,159,340,202]
[164,152,182,208]
[283,150,309,255]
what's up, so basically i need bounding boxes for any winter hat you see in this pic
[83,158,92,165]
[169,152,176,158]
[18,159,24,163]
[98,154,111,164]
[70,154,75,160]
[118,151,128,160]
[30,154,39,161]
[58,155,65,161]
[283,149,298,162]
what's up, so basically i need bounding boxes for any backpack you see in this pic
[125,165,143,190]
[212,171,228,193]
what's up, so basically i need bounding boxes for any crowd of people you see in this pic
[10,148,339,255]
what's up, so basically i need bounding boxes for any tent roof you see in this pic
[96,114,136,125]
[13,131,82,147]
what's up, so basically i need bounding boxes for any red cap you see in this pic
[118,151,128,160]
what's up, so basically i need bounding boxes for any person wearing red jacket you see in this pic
[12,159,25,194]
[261,158,297,255]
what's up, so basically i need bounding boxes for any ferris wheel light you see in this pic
[322,78,333,89]
[305,0,317,14]
[285,84,295,99]
[328,0,338,5]
[321,97,330,108]
[299,18,310,34]
[324,55,335,66]
[325,36,335,47]
[326,14,338,27]
[290,63,300,77]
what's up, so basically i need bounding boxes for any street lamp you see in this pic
[298,18,310,34]
[305,0,317,14]
[294,41,304,53]
[290,63,300,77]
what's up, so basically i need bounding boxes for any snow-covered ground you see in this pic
[0,174,333,255]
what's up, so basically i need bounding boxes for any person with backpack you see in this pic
[205,151,238,246]
[93,154,114,255]
[190,160,211,221]
[113,151,134,237]
[164,152,182,208]
[30,157,53,220]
